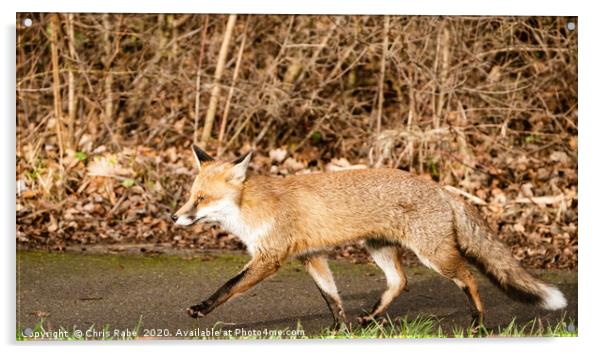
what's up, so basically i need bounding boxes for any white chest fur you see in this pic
[209,200,273,255]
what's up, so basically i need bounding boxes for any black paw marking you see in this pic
[186,302,209,318]
[356,315,373,326]
[357,315,387,327]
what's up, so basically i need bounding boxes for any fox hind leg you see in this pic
[453,263,484,328]
[302,254,347,328]
[358,240,407,325]
[414,244,484,328]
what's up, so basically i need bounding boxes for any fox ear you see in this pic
[192,144,214,169]
[229,151,253,184]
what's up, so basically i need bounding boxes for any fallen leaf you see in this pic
[269,148,287,163]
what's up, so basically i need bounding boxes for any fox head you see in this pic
[171,145,253,226]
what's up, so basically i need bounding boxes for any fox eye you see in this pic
[196,195,206,203]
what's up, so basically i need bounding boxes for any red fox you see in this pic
[172,145,567,327]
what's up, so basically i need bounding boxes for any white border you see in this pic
[11,0,579,15]
[3,1,600,354]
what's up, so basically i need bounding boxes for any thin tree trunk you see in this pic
[217,24,247,156]
[199,14,237,149]
[66,13,77,149]
[102,14,114,142]
[374,15,389,167]
[49,14,64,162]
[376,15,389,137]
[436,25,450,127]
[193,16,209,144]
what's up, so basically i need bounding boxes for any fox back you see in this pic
[174,151,454,257]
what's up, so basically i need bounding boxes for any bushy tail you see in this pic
[448,193,567,310]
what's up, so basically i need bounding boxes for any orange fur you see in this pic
[174,146,566,325]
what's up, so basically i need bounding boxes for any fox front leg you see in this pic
[187,257,281,318]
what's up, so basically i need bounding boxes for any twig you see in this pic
[293,16,342,87]
[223,16,295,149]
[252,116,274,147]
[200,14,237,149]
[436,24,450,123]
[65,13,77,150]
[217,20,248,156]
[444,185,487,205]
[193,16,209,144]
[374,15,389,167]
[49,14,65,181]
[102,14,115,143]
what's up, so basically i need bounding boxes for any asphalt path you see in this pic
[16,251,577,338]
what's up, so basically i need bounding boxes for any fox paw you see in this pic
[357,315,387,326]
[186,302,210,318]
[329,321,348,332]
[470,324,488,336]
[356,316,370,326]
[357,315,386,326]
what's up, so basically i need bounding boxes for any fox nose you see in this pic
[171,214,179,222]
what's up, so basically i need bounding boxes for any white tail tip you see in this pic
[540,285,567,310]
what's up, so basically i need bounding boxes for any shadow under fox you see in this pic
[172,145,566,327]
